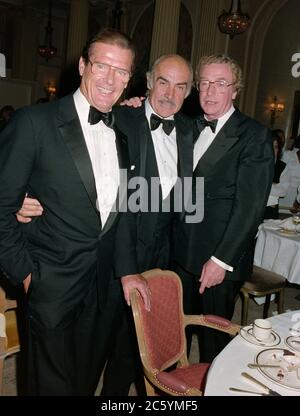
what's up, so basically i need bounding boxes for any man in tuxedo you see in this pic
[0,28,149,395]
[15,54,194,395]
[173,54,274,362]
[102,54,195,394]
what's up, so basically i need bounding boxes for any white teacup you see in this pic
[252,319,272,341]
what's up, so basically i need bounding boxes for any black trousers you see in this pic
[174,262,242,363]
[100,304,145,396]
[26,278,122,395]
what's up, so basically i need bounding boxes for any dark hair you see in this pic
[0,105,14,117]
[81,28,136,72]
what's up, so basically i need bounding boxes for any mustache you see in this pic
[159,98,176,107]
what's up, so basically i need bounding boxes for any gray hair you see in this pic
[196,54,243,94]
[146,54,194,98]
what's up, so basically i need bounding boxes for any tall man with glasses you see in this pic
[0,28,149,395]
[15,54,195,395]
[173,54,274,362]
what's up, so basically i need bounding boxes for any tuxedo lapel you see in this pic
[57,96,99,221]
[194,110,242,178]
[135,105,151,179]
[174,114,194,220]
[175,114,193,180]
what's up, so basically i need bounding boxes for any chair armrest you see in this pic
[184,314,240,336]
[5,299,17,310]
[155,371,202,396]
[0,313,6,338]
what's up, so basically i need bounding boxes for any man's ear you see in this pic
[146,72,152,91]
[79,57,85,76]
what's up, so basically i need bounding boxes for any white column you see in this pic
[191,0,225,69]
[65,0,89,66]
[149,0,181,64]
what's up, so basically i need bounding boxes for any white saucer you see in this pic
[285,336,300,353]
[240,325,281,347]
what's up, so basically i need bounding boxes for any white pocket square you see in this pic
[130,165,135,170]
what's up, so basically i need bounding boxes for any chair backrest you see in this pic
[130,269,186,373]
[0,285,20,395]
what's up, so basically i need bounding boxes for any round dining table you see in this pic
[204,311,300,396]
[254,221,300,284]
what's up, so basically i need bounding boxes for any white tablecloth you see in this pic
[254,223,300,284]
[204,311,300,396]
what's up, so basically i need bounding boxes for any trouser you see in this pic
[100,304,146,396]
[26,278,122,395]
[174,262,242,363]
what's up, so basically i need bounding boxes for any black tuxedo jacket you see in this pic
[113,103,194,275]
[173,108,274,280]
[0,95,132,327]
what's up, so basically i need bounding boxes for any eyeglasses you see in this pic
[197,79,235,92]
[88,59,130,82]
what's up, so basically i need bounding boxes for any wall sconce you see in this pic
[269,96,284,128]
[45,82,56,99]
[218,0,250,39]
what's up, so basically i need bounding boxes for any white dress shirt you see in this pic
[193,106,236,272]
[145,99,178,200]
[193,106,235,169]
[73,89,119,226]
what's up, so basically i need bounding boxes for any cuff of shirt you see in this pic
[211,256,233,272]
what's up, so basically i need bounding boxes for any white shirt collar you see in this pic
[145,98,175,124]
[208,105,235,135]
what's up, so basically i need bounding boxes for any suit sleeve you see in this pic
[213,125,274,267]
[0,109,36,284]
[114,209,140,277]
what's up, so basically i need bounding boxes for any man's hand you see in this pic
[121,274,151,311]
[16,196,43,223]
[199,259,226,294]
[120,96,145,107]
[23,273,31,293]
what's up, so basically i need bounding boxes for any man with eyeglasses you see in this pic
[173,54,274,362]
[16,54,195,396]
[0,28,149,395]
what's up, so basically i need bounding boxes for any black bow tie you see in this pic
[150,114,175,136]
[88,106,114,128]
[196,116,218,134]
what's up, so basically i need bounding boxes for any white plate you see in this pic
[285,336,300,353]
[255,348,300,390]
[240,325,281,347]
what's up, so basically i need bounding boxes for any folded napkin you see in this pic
[272,350,300,371]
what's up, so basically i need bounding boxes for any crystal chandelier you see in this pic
[218,0,250,39]
[37,0,57,61]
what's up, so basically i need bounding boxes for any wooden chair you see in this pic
[130,269,240,396]
[0,285,20,395]
[240,265,286,326]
